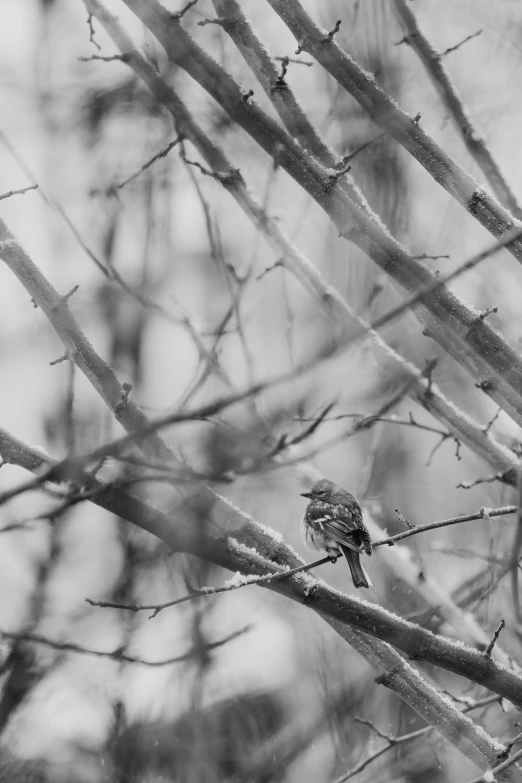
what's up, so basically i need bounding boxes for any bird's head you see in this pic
[300,478,335,501]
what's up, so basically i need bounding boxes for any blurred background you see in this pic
[0,0,521,780]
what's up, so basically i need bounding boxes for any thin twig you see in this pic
[333,694,504,783]
[485,620,506,659]
[0,184,38,201]
[440,29,483,58]
[372,506,517,547]
[86,554,333,617]
[115,136,183,190]
[0,627,247,667]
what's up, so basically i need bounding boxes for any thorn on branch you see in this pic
[115,382,132,413]
[374,669,398,688]
[485,619,505,659]
[412,112,422,125]
[475,378,494,392]
[497,729,522,761]
[439,29,482,58]
[60,285,79,306]
[321,19,341,44]
[0,184,38,202]
[171,0,199,22]
[86,13,101,51]
[395,508,417,531]
[49,353,69,367]
[394,34,412,47]
[478,306,498,321]
[324,163,351,189]
[197,17,225,27]
[272,57,289,91]
[275,55,313,67]
[422,358,437,396]
[484,407,501,435]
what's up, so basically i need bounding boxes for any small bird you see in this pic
[300,478,373,588]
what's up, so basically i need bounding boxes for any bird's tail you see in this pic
[342,546,373,589]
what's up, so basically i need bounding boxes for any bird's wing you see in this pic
[322,518,363,553]
[307,502,365,553]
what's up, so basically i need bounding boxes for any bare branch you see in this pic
[86,12,101,50]
[121,0,522,429]
[82,0,522,468]
[268,0,522,234]
[372,506,517,547]
[86,554,333,617]
[334,694,503,783]
[390,0,521,218]
[440,29,483,58]
[113,136,183,190]
[0,184,38,201]
[3,426,522,711]
[0,627,247,667]
[78,53,125,62]
[171,0,199,21]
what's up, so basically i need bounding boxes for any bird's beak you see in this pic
[300,491,313,499]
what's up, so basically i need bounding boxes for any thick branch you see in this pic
[119,0,522,427]
[3,427,522,712]
[265,0,522,258]
[5,429,518,779]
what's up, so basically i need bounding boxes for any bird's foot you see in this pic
[329,555,338,564]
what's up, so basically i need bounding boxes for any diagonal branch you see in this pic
[3,426,522,710]
[118,0,522,428]
[390,0,522,219]
[265,0,522,259]
[77,0,519,478]
[3,424,522,777]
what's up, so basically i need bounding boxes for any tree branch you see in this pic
[390,0,522,218]
[3,427,522,712]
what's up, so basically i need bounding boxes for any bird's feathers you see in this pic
[303,499,371,555]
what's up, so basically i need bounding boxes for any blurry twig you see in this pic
[333,694,504,783]
[114,136,183,190]
[439,29,482,57]
[391,0,520,217]
[86,554,334,617]
[0,184,38,201]
[466,746,522,783]
[0,627,247,667]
